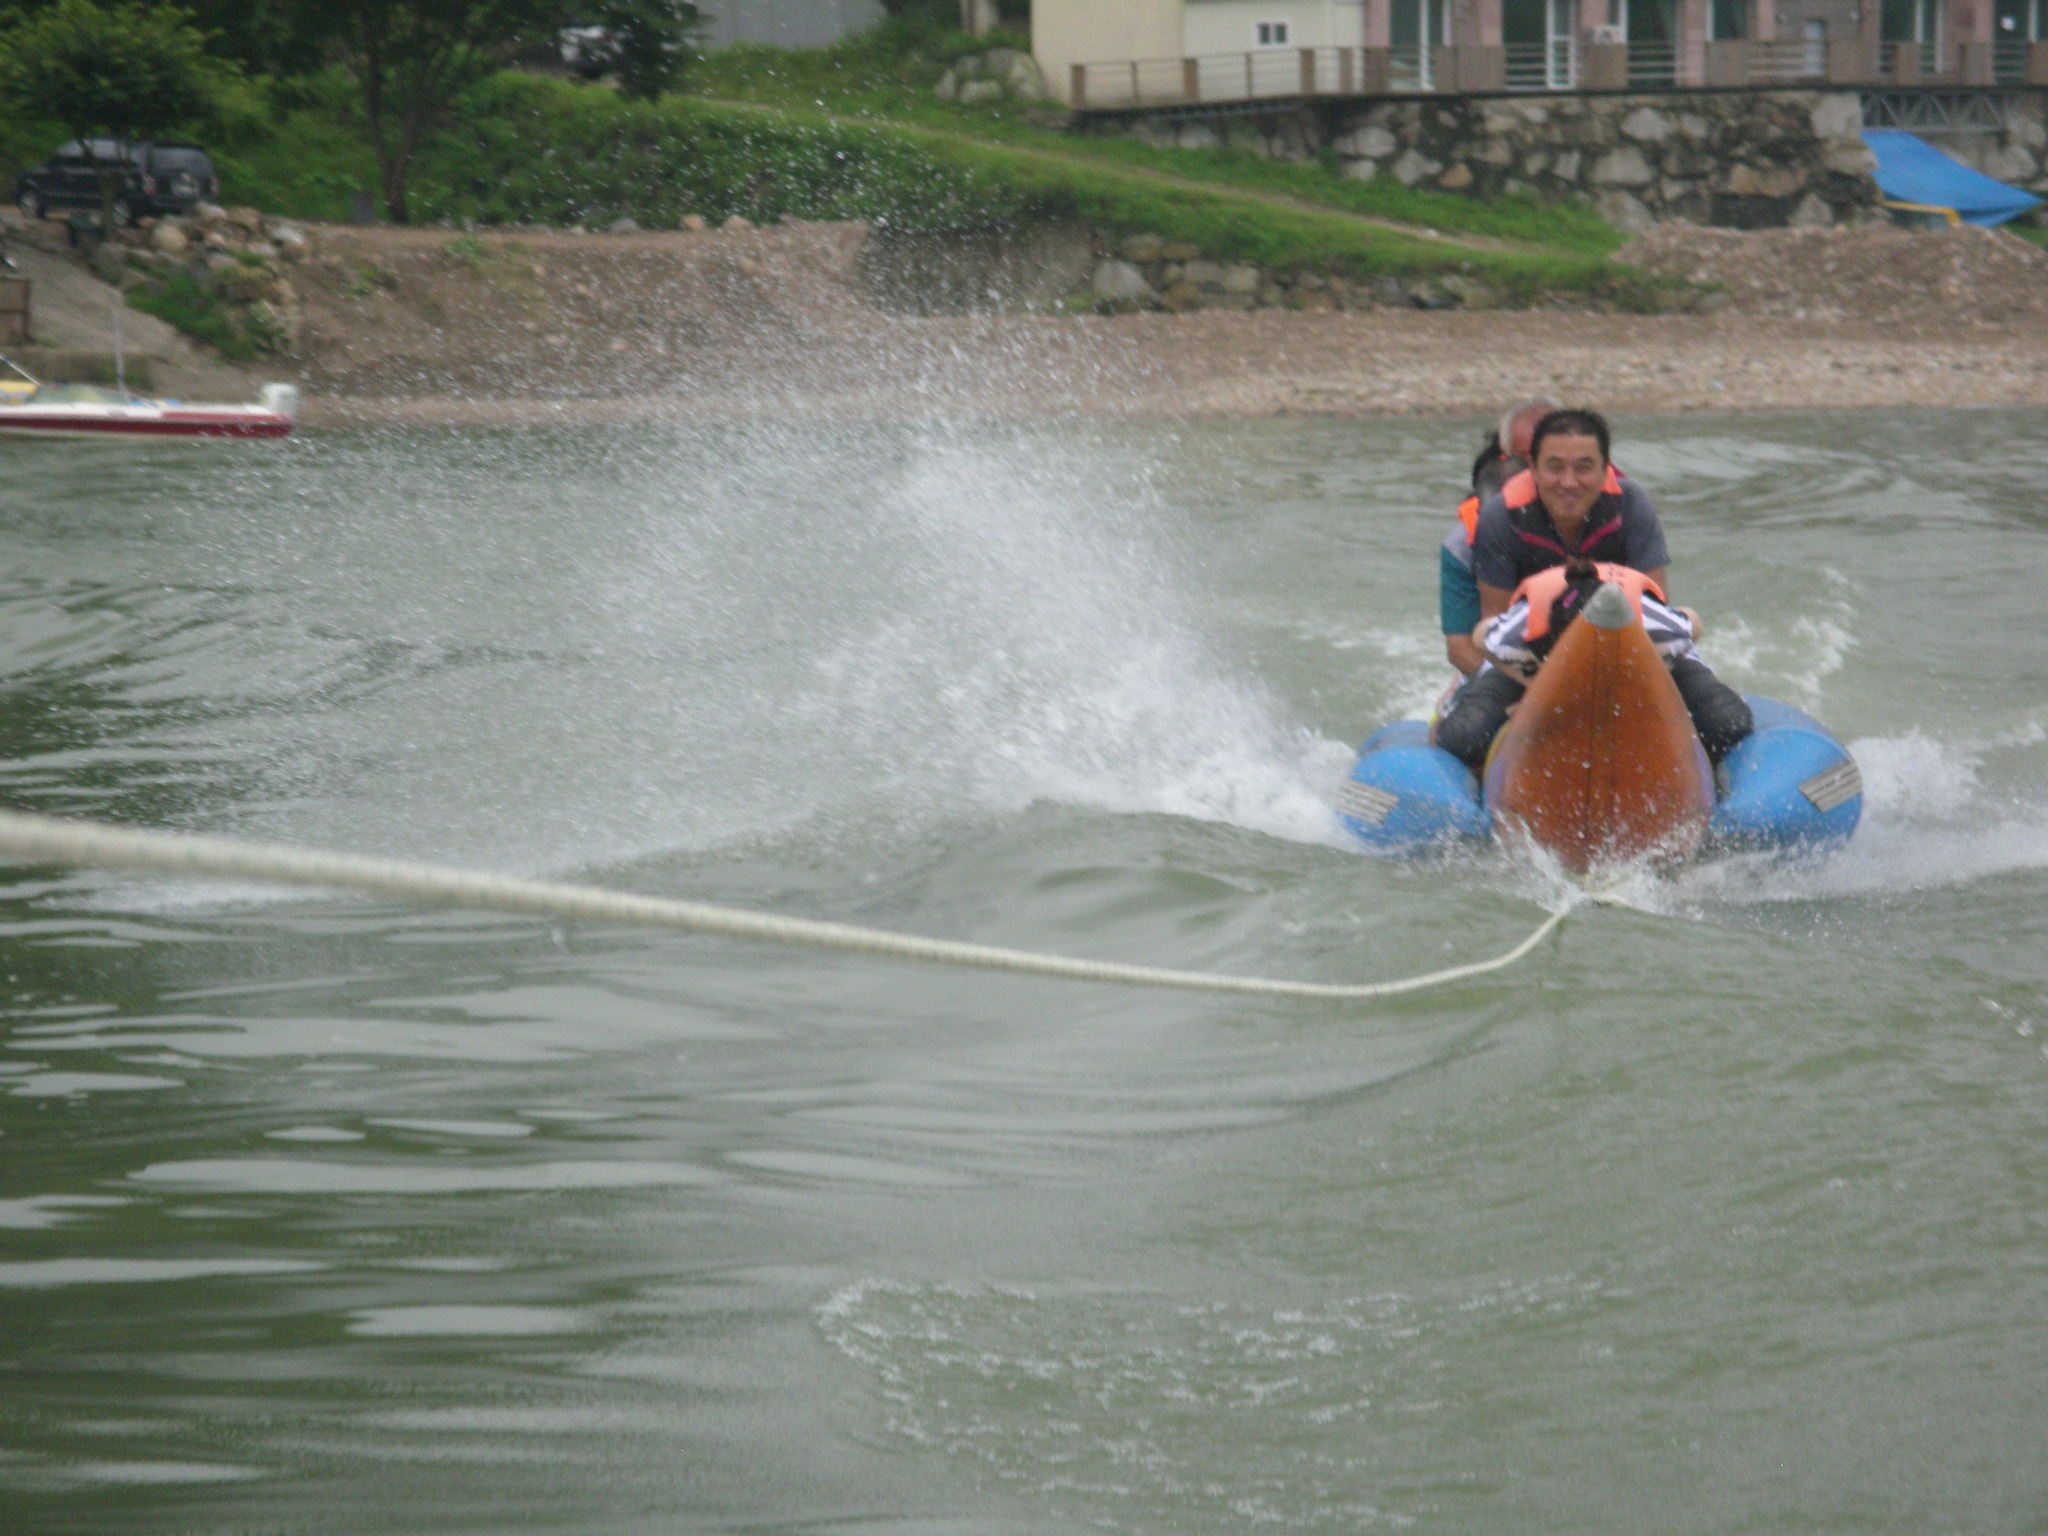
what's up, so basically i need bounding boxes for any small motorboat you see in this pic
[1337,582,1862,871]
[0,359,296,440]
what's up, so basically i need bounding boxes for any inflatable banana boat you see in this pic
[1337,582,1861,871]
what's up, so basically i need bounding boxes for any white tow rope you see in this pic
[0,810,1569,1005]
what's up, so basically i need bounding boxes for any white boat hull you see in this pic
[0,402,294,439]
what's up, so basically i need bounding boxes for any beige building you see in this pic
[1034,0,2030,103]
[1036,0,1368,77]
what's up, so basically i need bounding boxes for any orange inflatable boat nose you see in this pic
[1483,582,1714,873]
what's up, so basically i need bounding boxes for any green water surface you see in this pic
[0,411,2043,1535]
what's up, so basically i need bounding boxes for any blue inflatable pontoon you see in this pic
[1336,695,1862,855]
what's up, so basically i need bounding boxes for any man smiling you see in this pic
[1471,408,1668,621]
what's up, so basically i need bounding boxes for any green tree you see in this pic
[295,0,569,224]
[0,0,217,232]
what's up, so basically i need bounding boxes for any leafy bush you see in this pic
[126,269,267,359]
[409,74,1059,231]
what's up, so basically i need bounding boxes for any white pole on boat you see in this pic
[111,285,125,396]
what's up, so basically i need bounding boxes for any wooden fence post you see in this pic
[1183,56,1200,99]
[1070,62,1087,105]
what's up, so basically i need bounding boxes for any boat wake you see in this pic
[1590,726,2048,914]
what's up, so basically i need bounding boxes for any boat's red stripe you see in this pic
[0,415,292,438]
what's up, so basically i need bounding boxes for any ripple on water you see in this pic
[127,1159,718,1195]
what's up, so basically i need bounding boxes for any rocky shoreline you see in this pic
[83,201,309,355]
[13,212,2046,423]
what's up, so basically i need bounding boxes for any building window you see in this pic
[1254,20,1291,45]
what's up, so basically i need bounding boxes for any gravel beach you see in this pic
[201,218,2048,424]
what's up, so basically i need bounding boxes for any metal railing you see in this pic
[1740,37,1825,82]
[1625,39,1677,86]
[1065,35,2038,107]
[1071,47,1369,107]
[1503,39,1578,89]
[1387,42,1432,91]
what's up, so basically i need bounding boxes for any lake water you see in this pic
[1,411,2044,1535]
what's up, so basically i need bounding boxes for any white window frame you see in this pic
[1254,19,1291,46]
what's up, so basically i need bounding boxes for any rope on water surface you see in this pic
[0,809,1571,1005]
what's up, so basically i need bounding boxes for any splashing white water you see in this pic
[95,422,1359,875]
[1622,728,2048,912]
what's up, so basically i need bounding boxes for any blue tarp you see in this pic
[1861,130,2043,227]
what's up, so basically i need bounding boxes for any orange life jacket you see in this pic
[1499,464,1625,512]
[1457,494,1481,544]
[1516,561,1666,644]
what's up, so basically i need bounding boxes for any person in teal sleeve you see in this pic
[1441,398,1555,677]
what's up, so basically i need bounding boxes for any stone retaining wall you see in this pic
[1084,88,2048,230]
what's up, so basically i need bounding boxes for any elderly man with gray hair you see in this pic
[1440,398,1558,677]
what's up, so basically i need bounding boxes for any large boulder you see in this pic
[987,47,1047,99]
[1787,192,1834,226]
[1725,163,1806,198]
[266,223,309,260]
[1338,124,1398,158]
[1390,148,1442,186]
[1591,146,1656,186]
[1621,107,1671,143]
[1809,94,1863,141]
[1821,136,1879,176]
[1594,189,1655,233]
[1091,257,1153,302]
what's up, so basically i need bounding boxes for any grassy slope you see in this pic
[687,27,1624,259]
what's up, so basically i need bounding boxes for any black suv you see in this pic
[14,140,219,225]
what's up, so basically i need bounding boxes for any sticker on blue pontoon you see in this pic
[1335,782,1399,826]
[1799,758,1862,813]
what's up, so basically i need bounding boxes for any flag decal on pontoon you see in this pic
[1799,758,1862,814]
[1335,781,1399,826]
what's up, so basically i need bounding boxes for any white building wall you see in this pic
[1034,0,1188,97]
[701,0,886,50]
[1183,0,1368,51]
